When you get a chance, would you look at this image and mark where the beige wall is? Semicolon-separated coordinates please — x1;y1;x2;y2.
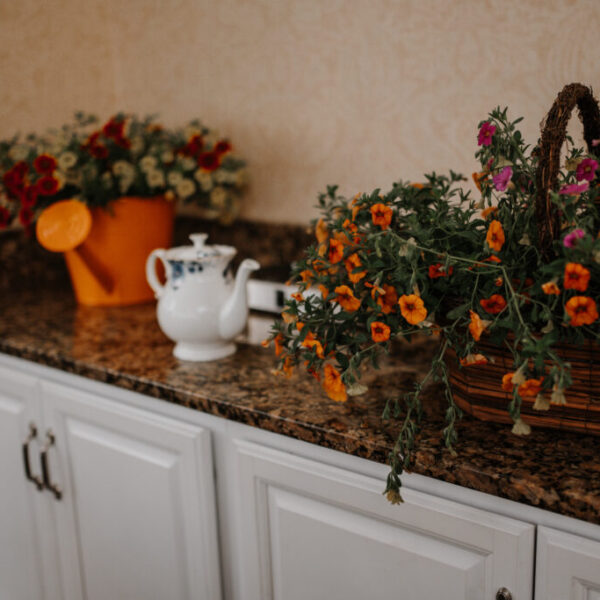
1;0;599;225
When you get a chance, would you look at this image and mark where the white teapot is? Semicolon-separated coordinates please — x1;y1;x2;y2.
146;233;260;361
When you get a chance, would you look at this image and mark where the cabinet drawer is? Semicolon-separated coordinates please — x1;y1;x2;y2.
231;439;534;600
536;526;600;600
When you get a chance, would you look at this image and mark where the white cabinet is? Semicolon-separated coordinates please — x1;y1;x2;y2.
229;439;535;600
0;366;46;600
535;526;600;600
0;368;221;600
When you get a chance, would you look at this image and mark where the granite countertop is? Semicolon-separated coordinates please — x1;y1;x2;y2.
0;288;598;524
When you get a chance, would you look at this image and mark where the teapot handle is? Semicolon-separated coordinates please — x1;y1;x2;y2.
146;249;167;299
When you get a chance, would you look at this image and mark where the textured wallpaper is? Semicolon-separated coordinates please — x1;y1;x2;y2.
1;0;599;224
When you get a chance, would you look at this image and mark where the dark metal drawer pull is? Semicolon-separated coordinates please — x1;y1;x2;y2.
22;423;44;491
40;430;62;500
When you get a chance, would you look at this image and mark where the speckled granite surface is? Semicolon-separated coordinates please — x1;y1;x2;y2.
0;288;598;524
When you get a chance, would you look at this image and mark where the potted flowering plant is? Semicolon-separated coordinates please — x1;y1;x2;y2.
0;113;247;305
265;83;600;502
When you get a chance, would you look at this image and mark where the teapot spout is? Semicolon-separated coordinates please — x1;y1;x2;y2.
219;258;260;341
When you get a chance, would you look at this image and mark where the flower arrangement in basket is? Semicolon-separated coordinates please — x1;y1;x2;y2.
0;112;248;229
264;83;600;502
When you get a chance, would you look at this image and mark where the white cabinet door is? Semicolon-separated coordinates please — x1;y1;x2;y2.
536;526;600;600
41;380;222;600
0;366;46;600
231;440;534;600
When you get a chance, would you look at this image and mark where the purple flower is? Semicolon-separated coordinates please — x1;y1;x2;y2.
576;158;598;182
478;122;496;147
563;229;585;248
559;182;589;195
492;166;513;191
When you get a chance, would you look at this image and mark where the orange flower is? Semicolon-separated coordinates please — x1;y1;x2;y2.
318;284;329;300
370;203;393;229
410;182;426;189
302;332;325;358
541;281;560;295
328;238;345;264
281;309;296;324
564;262;590;292
342;218;358;233
398;294;427;325
481;205;498;219
296;321;305;331
274;333;284;357
468;310;487;341
282;356;294;377
370;321;391;343
291;292;304;302
315;218;329;244
300;270;312;284
483;255;502;263
480;294;507;314
322;364;347;402
373;283;398;314
495;276;504;287
428;263;453;279
565;296;599;326
502;372;515;392
472;171;489;192
518;378;544;398
460;353;489;366
486;220;505;252
344;253;366;283
334;285;361;312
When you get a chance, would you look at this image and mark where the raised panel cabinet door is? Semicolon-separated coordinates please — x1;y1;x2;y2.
40;380;222;600
536;526;600;600
231;440;535;600
0;366;46;600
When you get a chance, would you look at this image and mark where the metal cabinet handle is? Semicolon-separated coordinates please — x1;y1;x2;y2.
496;588;512;600
22;423;44;491
40;430;62;500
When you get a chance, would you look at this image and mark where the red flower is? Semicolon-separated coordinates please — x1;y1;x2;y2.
2;166;26;197
33;154;57;174
36;176;59;196
102;118;125;139
18;206;33;226
182;135;204;157
90;144;108;159
0;206;11;228
428;263;453;278
21;186;38;208
114;135;131;149
13;161;29;178
480;294;507;314
214;140;232;155
198;151;221;171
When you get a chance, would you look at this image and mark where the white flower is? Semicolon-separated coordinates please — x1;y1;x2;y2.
512;364;527;385
130;136;144;156
540;320;554;334
146;169;165;188
593;250;600;264
119;176;134;194
101;172;113;189
346;383;368;396
398;237;417;257
161;150;174;164
511;418;531;435
204;131;219;147
175;178;196;199
234;168;248;187
179;156;196;171
532;394;550;411
167;171;183;186
112;160;135;177
518;233;531;246
184;125;202;139
54;170;66;190
551;386;567;406
139;155;158;172
214;169;228;183
58;151;77;170
194;169;213;191
210;186;227;208
8;145;28;161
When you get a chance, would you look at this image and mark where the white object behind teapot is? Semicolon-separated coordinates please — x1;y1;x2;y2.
146;233;260;361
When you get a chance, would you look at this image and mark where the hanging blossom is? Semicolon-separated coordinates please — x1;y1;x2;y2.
559;182;589;195
563;229;585;248
576;158;599;182
477;122;496;146
492;166;513;191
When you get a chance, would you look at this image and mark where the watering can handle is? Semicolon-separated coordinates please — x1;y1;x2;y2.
146;249;167;299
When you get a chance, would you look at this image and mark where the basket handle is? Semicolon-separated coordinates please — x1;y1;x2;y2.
535;83;600;258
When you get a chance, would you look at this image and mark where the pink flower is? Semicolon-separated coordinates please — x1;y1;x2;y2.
559;182;589;195
478;122;496;146
492;166;513;191
576;158;598;182
592;139;600;147
563;228;585;248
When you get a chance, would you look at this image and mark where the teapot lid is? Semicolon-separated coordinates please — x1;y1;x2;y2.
164;233;236;261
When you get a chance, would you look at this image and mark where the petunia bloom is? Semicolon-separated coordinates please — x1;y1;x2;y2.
334;285;361;312
559;182;589;195
472;171;489;192
370;321;391;343
563;229;585;248
328;238;345;264
541;281;560;295
477;122;496;146
564;262;590;292
492;166;513;191
468;310;489;341
518;378;544;398
565;296;599;326
481;206;498;219
428;263;453;279
373;283;398;314
322;364;347;402
460;353;489;366
344;253;366;284
486;220;505;252
398;294;427;325
480;294;507;314
302;332;325;358
501;372;515;392
576;158;598;182
370;203;393;229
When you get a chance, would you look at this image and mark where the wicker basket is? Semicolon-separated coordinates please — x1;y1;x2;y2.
447;83;600;435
